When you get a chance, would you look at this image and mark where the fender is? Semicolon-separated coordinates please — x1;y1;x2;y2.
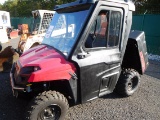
18;45;76;82
128;30;148;74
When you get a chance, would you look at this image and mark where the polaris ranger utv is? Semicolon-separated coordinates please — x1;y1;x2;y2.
10;0;148;119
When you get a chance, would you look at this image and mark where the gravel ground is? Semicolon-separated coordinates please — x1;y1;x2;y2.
0;37;160;120
0;60;160;120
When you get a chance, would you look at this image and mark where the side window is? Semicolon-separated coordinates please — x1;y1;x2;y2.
85;10;109;48
85;10;121;49
108;11;121;47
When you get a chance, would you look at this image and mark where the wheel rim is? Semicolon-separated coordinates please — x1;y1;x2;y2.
127;76;138;92
38;104;61;120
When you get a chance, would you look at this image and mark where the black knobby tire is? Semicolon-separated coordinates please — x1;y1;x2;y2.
115;69;140;97
25;91;69;120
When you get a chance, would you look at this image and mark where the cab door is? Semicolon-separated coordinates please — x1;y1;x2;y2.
72;6;123;103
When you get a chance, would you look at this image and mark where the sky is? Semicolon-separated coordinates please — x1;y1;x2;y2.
0;0;7;5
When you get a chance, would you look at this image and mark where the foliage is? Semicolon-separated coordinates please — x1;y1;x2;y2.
0;0;75;17
134;0;160;14
1;0;160;16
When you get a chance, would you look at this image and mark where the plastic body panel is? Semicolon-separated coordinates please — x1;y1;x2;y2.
129;30;149;73
18;45;76;82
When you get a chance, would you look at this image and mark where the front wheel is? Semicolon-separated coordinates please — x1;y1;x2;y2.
115;69;140;97
25;91;69;120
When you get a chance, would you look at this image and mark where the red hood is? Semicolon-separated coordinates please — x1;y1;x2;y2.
19;45;76;82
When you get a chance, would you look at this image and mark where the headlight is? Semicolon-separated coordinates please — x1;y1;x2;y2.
21;66;34;74
34;66;41;71
20;66;41;75
14;66;41;86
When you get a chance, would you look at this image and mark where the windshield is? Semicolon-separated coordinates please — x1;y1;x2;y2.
42;9;89;56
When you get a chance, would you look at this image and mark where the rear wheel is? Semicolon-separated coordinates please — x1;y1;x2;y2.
26;91;69;120
115;69;140;96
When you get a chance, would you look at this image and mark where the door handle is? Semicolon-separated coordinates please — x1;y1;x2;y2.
77;52;91;59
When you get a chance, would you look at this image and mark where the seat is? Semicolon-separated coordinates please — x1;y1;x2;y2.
92;21;107;47
85;13;108;48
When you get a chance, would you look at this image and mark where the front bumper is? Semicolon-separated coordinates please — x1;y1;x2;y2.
10;63;25;96
10;73;25;91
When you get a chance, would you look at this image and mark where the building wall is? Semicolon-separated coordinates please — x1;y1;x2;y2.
132;14;160;55
11;17;33;32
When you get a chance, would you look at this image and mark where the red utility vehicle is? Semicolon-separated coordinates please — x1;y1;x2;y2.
10;0;148;119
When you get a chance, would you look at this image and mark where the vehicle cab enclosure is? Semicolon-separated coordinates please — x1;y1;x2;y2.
10;0;148;105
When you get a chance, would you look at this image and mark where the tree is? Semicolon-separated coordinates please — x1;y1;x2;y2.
1;0;18;17
0;0;75;17
134;0;160;14
3;0;159;16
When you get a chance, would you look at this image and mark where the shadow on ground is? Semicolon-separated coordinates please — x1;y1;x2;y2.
145;60;160;79
0;72;29;120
